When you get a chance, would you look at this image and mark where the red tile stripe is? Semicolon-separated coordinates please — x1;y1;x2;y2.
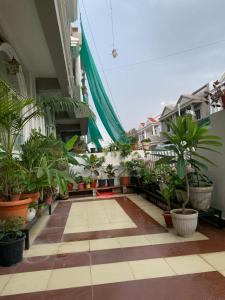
0;272;225;300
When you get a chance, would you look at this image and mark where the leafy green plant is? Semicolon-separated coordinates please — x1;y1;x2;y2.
80;154;105;178
104;164;118;178
124;155;146;178
0;217;24;241
159;183;173;210
156;115;222;211
76;176;84;184
142;138;151;143
36;156;75;195
83;177;91;184
0;80;42;200
118;143;132;158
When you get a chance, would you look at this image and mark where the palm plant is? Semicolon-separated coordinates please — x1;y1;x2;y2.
0;80;42;199
156;115;222;211
37;96;94;130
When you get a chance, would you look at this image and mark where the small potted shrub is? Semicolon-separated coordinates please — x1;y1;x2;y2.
76;176;85;190
81;154;105;188
118;143;132;158
129;136;139;150
0;217;25;267
157;115;222;237
141;138;151;150
125;155;146;185
119;162;130;186
19;175;40;203
159;183;173;228
105;164;118;186
84;177;91;189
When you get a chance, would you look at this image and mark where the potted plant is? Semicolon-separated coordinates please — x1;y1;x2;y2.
129;135;139;150
141;138;151;150
9;169;26;201
98;169;107;187
157;115;222;237
104;164;118;186
118;142;132;158
119;161;130;186
81;154;105;188
188;171;213;211
124;154;146;185
159;183;173;228
76;176;85;190
83;177;91;189
0;80;41;219
0;217;25;267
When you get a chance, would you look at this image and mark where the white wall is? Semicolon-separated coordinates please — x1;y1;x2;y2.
71;150;145;183
203;110;225;217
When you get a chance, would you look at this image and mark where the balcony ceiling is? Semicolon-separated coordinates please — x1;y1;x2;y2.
0;0;56;77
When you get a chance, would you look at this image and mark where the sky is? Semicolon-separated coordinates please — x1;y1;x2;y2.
78;0;225;142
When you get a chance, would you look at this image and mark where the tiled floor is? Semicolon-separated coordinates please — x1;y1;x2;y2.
0;194;225;299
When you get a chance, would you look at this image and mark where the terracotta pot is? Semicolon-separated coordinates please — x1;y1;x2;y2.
0;198;32;221
67;182;73;192
10;194;21;201
162;211;173;228
120;176;130;186
77;183;85;190
20;192;40;203
90;180;97;188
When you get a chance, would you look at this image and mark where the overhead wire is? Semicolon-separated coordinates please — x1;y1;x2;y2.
109;0;115;49
105;38;225;71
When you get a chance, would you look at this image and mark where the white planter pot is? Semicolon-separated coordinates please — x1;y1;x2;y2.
171;208;198;237
189;186;213;211
27;208;36;222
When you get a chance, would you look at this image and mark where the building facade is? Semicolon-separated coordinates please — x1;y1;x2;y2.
159;84;212;135
137;116;161;147
0;0;87;142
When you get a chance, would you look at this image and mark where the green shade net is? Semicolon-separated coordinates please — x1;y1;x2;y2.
83;93;103;150
80;22;127;143
87;117;102;150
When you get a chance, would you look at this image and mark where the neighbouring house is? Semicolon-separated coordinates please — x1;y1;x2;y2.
159;83;213;142
0;0;89;143
137;116;161;148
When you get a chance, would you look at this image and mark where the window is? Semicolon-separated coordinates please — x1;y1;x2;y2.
195;109;201;120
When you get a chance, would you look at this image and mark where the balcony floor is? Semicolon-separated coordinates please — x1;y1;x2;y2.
0;194;225;299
